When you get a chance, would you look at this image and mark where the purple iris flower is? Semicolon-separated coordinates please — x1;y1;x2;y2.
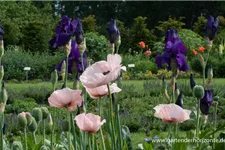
155;30;189;72
50;16;78;48
74;19;84;44
206;16;219;41
56;40;87;78
165;29;178;42
0;22;4;40
200;89;213;115
107;19;120;43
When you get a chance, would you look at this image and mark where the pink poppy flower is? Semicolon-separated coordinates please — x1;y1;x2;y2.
48;88;82;111
86;83;121;99
144;50;152;56
80;54;126;88
153;104;191;123
75;113;106;133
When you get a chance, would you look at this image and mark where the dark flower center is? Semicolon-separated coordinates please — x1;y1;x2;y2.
103;71;110;75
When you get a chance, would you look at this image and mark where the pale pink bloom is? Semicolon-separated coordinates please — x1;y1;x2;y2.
48;88;82;111
86;83;121;99
75;113;106;133
80;54;126;88
153;104;191;123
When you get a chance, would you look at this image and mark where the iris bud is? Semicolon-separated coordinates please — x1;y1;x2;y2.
17;112;27;128
28;117;37;133
78;38;86;54
63;40;71;57
207;67;213;80
11;141;23;150
193;85;205;99
50;70;58;87
32;108;43;123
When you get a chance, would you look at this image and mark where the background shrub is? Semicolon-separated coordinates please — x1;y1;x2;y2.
2;47;63;80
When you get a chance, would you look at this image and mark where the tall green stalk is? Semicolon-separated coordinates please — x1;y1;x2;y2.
107;84;116;149
0;112;4;150
196;98;201;139
67;110;71;150
64;56;69;87
24;128;27;150
70;112;77;150
212;102;218;149
43;120;45;145
98;98;106;150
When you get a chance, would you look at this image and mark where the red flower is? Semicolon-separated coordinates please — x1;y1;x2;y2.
192;49;198;56
139;41;145;49
198;46;206;53
144;50;151;56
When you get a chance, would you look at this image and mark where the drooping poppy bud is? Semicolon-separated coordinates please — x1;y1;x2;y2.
32;108;43;123
17;112;27;128
41;107;49;120
193;85;205;99
11;141;23;150
28;117;37;133
25;112;33;126
190;74;196;89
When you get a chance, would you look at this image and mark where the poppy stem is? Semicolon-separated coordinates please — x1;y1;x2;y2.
43;120;45;145
98;98;106;150
212;102;218;149
0;112;4;150
70;112;77;150
67;110;71;150
107;84;116;149
196;98;201;140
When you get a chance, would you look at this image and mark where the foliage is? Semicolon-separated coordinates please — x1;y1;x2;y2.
130;16;156;53
178;29;204;59
193;16;207;37
5;98;38;114
0;1;55;52
2;47;63;80
155;16;185;36
82;15;99;33
85;32;108;62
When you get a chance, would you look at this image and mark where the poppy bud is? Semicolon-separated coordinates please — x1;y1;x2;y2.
17;112;27;128
193;85;205;99
40;145;49;150
25;112;33;126
61;120;70;132
78;38;86;54
11;141;23;150
50;70;58;87
41;107;49;120
28;117;37;133
32;108;43;123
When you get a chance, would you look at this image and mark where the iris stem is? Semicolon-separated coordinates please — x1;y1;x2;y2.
107;84;116;149
212;102;218;150
64;56;69;88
